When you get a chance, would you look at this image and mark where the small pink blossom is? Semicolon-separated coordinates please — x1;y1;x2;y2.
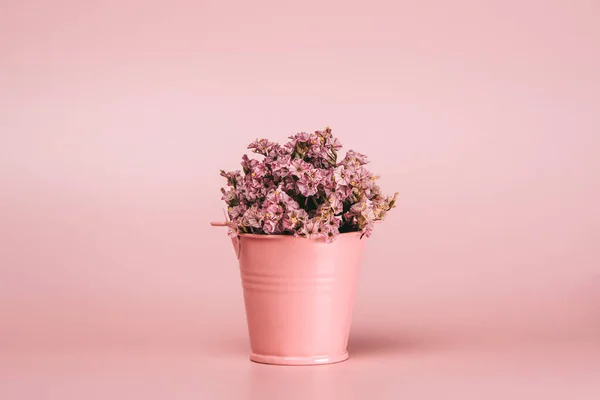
360;222;374;238
270;155;291;175
303;166;323;183
335;185;353;201
220;169;243;188
310;220;326;238
227;221;239;238
248;138;276;156
229;204;247;220
282;209;308;231
288;159;312;177
324;214;342;230
240;155;258;175
333;166;348;186
287;132;312;146
329;137;342;152
262;219;279;234
328;196;344;215
241;205;264;228
265;202;284;220
324;227;339;243
298;219;316;238
253;161;269;178
297;175;319;197
220;187;234;203
282;176;297;193
342;149;369;166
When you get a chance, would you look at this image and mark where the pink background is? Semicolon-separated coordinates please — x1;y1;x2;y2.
1;0;599;398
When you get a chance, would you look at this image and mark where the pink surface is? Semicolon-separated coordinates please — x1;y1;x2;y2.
1;0;599;397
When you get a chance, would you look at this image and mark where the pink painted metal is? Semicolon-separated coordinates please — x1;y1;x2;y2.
212;222;366;365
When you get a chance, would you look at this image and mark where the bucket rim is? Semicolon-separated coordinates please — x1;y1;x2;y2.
237;231;363;240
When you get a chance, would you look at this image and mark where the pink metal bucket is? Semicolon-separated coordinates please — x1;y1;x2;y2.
212;222;366;365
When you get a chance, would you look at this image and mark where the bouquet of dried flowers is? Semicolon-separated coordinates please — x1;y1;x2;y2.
220;127;398;242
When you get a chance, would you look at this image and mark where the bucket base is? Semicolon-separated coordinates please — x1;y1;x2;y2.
249;352;349;366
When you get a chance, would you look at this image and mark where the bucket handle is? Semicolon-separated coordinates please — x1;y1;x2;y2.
210;220;241;260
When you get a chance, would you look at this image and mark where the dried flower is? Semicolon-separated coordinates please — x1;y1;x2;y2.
297;174;319;197
288;159;312;177
219;127;397;242
248;138;276;156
